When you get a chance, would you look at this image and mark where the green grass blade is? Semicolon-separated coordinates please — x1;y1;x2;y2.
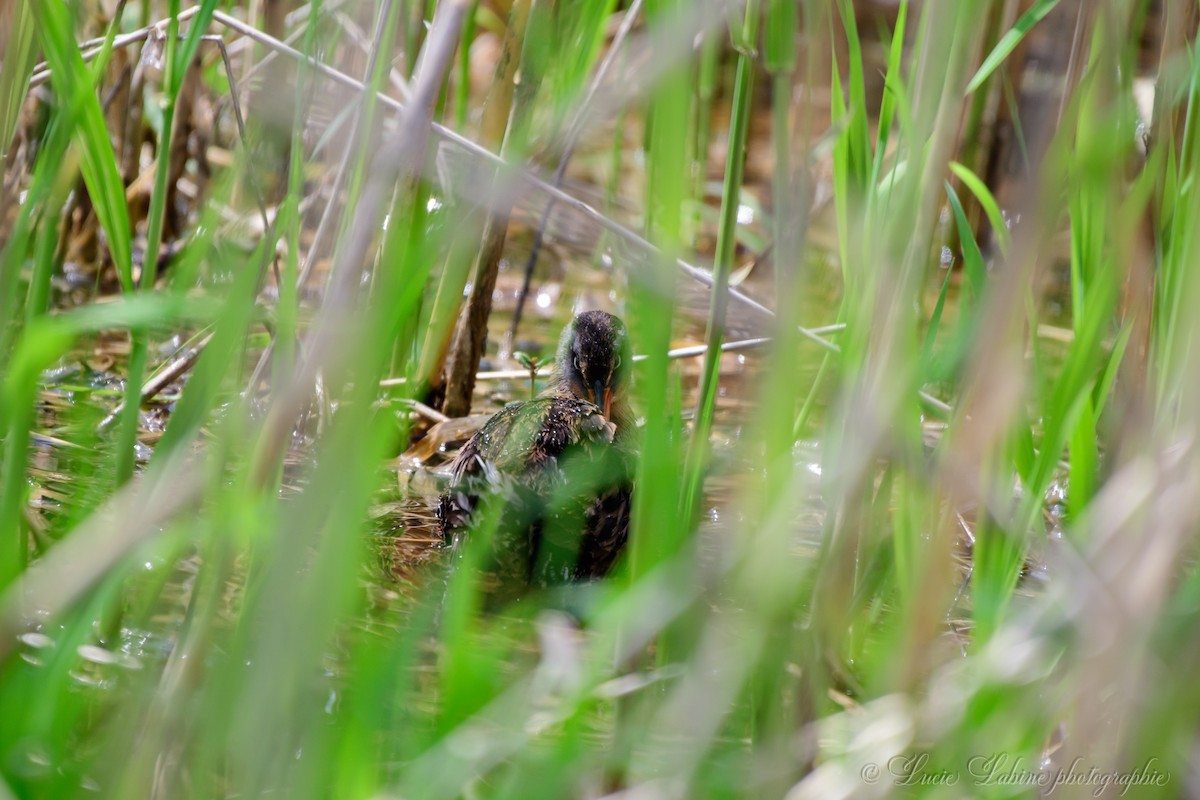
949;160;1011;256
918;264;954;375
30;0;134;294
0;0;36;153
684;0;759;522
171;0;220;95
965;0;1063;94
944;181;985;299
871;0;908;188
114;0;184;486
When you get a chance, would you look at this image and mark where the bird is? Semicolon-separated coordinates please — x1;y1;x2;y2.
437;310;635;599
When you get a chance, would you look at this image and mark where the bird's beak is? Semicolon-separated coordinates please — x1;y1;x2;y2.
592;381;605;414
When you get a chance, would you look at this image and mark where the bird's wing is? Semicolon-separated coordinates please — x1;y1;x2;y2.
459;397;610;471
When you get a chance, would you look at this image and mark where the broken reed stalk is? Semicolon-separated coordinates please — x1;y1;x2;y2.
99;331;214;430
96;5;781;334
439;0;533;418
26;5;205;88
381;335;782;387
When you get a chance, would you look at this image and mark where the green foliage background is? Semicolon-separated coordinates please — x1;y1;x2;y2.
0;0;1197;797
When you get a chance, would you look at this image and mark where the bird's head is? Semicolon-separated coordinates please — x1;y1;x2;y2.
556;310;631;419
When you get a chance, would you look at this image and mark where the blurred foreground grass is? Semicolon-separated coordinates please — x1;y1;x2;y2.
1;0;1199;797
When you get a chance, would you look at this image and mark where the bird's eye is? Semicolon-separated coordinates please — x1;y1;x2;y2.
613;355;621;369
573;356;582;373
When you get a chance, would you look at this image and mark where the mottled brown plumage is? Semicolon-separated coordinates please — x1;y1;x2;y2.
437;311;635;596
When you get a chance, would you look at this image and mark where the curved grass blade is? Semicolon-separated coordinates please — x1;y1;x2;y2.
949;160;1012;256
966;0;1063;94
